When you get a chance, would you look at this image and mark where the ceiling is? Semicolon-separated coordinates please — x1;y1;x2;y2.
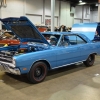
59;0;98;6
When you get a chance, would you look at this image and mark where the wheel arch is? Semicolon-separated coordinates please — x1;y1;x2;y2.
84;52;96;67
86;53;97;60
27;60;50;83
29;59;51;72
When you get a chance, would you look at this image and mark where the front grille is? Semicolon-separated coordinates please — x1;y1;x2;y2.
0;51;13;63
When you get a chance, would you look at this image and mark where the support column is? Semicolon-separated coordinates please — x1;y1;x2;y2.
98;0;100;22
0;6;2;30
59;1;61;27
23;0;26;16
51;0;55;32
82;5;84;23
43;0;45;24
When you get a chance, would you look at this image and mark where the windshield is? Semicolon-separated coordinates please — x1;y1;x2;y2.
42;34;60;46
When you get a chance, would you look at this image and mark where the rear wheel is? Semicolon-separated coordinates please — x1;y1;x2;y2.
27;62;47;83
83;54;95;67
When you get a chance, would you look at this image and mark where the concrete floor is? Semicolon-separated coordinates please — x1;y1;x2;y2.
0;56;100;100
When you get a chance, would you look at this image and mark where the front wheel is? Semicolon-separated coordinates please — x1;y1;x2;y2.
83;54;95;67
27;62;47;83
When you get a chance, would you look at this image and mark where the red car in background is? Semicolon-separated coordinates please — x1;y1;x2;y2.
0;31;26;47
36;26;48;32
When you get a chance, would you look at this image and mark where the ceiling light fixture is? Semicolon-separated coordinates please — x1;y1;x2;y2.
95;3;98;6
79;0;82;3
78;2;86;5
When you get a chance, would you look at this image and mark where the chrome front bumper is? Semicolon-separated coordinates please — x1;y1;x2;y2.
0;61;21;75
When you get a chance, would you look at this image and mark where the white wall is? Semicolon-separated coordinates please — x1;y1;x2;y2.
60;1;74;27
26;0;43;15
74;5;98;23
0;0;74;28
83;6;90;19
74;6;82;19
26;14;42;25
45;0;51;16
0;0;98;29
74;5;90;24
90;11;98;22
45;0;59;16
25;0;43;24
45;0;59;26
1;0;24;18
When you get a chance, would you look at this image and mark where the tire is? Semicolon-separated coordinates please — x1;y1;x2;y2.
27;62;47;84
83;54;95;67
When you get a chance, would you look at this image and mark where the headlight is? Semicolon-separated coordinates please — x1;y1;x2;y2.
12;58;16;65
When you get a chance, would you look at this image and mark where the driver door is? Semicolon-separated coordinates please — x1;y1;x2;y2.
56;34;86;67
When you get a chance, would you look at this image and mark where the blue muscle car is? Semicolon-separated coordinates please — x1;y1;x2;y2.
0;16;100;83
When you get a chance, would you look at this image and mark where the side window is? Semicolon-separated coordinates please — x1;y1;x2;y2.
58;35;70;46
76;36;86;44
69;35;77;44
68;35;86;44
58;35;86;46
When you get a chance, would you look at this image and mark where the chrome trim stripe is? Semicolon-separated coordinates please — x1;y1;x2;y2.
52;60;85;69
52;52;97;69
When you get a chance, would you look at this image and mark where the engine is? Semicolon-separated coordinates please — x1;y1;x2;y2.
18;42;50;53
0;42;50;57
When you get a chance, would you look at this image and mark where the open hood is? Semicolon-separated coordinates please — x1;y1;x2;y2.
0;16;49;45
71;23;98;40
